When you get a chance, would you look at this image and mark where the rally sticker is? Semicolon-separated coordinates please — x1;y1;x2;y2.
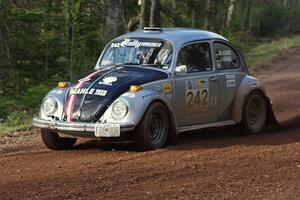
99;76;118;86
162;83;172;93
110;39;162;48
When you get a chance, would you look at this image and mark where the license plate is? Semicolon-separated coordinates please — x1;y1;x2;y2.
94;124;120;137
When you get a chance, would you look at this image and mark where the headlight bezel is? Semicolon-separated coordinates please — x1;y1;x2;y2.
42;97;58;116
111;99;129;120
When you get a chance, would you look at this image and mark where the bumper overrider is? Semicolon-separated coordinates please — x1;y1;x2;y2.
32;117;135;137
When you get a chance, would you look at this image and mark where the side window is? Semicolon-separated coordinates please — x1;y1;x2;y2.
176;42;212;74
214;42;240;70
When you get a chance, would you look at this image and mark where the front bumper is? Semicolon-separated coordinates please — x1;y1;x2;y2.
32;117;135;137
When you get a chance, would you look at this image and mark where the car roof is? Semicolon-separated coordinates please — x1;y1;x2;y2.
116;28;228;47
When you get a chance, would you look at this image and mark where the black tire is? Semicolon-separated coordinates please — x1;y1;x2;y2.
242;91;267;133
134;102;169;151
41;129;77;150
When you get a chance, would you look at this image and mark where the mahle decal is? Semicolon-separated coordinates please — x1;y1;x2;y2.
69;88;107;96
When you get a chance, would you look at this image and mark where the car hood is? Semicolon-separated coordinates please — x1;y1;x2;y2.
65;66;168;122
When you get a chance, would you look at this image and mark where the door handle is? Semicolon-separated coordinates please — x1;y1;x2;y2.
209;76;218;81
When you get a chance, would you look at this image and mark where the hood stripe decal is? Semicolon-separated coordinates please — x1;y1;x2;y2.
65;71;100;122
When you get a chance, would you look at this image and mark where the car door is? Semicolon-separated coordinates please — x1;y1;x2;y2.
213;41;246;121
174;41;219;126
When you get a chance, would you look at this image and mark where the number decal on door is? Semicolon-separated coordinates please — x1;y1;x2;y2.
186;89;209;107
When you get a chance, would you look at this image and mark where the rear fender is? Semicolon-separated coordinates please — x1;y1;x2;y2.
232;75;266;123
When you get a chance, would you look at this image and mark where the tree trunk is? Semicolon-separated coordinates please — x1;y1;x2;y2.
106;0;121;39
149;0;161;27
244;0;252;31
139;0;146;29
171;0;177;26
191;8;195;28
203;0;211;30
225;0;235;28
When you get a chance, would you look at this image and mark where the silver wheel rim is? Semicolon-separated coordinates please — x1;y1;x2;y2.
148;112;163;143
246;95;265;130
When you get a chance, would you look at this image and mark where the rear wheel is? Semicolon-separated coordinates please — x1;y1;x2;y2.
134;102;169;151
242;91;267;133
41;129;77;150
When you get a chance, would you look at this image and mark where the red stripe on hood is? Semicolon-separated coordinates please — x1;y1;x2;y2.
65;71;100;122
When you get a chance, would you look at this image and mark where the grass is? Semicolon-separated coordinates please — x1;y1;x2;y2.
0;123;32;137
0;111;32;137
245;35;300;67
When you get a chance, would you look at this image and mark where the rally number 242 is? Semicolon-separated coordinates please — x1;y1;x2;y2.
186;89;208;107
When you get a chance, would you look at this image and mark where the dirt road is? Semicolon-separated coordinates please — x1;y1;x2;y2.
1;46;300;200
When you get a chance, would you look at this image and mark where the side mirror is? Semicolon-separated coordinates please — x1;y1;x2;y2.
175;65;187;74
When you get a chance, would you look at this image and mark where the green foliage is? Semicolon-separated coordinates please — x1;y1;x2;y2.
21;84;51;110
5;111;30;128
0;97;17;121
258;2;288;36
0;111;31;136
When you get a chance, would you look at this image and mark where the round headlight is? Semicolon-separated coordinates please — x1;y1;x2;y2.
111;100;128;120
42;97;57;116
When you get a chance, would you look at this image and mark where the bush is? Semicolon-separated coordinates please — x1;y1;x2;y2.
5;111;30;127
0;111;32;136
0;97;18;121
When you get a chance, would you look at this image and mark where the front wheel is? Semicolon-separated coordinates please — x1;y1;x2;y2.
242;91;267;133
134;102;169;151
41;129;77;150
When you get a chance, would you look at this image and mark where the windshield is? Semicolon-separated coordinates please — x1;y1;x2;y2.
99;38;173;70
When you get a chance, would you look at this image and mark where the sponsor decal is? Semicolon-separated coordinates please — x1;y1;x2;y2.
197;80;208;88
110;39;162;48
99;76;118;86
128;93;136;98
154;85;162;92
142;93;155;98
162;83;172;93
221;50;233;62
55;90;63;94
226;74;236;87
50;89;63;95
69;88;107;96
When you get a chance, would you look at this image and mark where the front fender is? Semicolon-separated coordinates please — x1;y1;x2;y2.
232;75;266;123
101;88;176;128
39;87;68;120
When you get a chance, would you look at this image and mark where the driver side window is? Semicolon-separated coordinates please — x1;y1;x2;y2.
176;42;212;74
